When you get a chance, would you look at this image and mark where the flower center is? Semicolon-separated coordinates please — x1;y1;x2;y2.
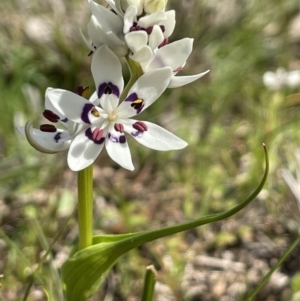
108;111;118;121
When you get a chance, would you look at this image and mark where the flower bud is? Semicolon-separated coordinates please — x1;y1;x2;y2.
120;0;143;15
143;0;168;13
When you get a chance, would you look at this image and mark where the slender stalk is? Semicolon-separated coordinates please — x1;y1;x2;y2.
245;235;300;301
120;55;144;101
78;165;93;250
141;265;157;301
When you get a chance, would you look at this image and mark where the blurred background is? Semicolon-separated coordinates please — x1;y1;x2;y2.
1;0;300;300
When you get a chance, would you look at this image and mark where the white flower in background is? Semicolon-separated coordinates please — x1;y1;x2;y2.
263;68;300;91
23;46;187;171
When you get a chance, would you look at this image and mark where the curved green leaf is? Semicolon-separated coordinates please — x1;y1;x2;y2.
62;145;269;301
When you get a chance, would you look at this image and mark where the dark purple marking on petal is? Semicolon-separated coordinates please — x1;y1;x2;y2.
160;25;165;32
108;132;126;143
133;121;148;132
54;132;62;143
85;128;105;145
43;110;60;123
98;82;120;99
125;92;138;102
114;123;124;133
131;131;143;138
125;93;145;114
119;135;126;144
40;124;57;132
61;118;68;123
81;103;94;124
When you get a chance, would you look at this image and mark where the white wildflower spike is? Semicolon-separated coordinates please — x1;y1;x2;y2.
29;46;187;171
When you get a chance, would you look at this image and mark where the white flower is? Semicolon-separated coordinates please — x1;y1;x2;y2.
24;46;187;171
141;38;210;88
82;0;128;58
86;0;208;88
263;68;300;91
20;87;92;154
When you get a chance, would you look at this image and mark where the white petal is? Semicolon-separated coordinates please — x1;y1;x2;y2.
100;93;120;112
144;38;193;72
148;25;164;50
123;120;188;150
89;0;123;34
87;16;127;57
89;90;99;105
106;0;124;17
123;5;137;34
22;121;71;154
159;10;176;38
129;46;153;63
47;89;104;124
168;70;210;88
117;67;172;118
79;27;95;52
91;45;124;98
105;127;134;170
125;31;148;53
138;11;166;28
68;129;105;171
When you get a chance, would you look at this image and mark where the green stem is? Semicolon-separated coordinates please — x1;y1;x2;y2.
120;55;144;101
245;235;300;301
78;165;93;250
141;265;157;301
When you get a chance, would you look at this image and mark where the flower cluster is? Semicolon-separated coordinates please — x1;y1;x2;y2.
21;0;209;171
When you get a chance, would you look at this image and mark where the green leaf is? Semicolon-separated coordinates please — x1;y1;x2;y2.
62;145;269;301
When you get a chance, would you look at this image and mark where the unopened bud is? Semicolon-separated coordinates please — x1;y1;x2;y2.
121;0;143;15
143;0;167;13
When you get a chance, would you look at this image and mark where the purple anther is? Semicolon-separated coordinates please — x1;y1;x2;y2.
160;25;165;32
114;123;124;133
81;103;94;124
133;121;148;132
85;128;105;144
76;86;84;96
92;128;104;141
40;124;57;132
146;26;153;34
43;110;60;123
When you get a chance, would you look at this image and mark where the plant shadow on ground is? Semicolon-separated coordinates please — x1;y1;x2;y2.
1;0;300;300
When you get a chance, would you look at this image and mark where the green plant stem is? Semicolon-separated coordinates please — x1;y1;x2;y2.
141;265;157;301
120;55;144;101
245;235;300;301
78;165;93;250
